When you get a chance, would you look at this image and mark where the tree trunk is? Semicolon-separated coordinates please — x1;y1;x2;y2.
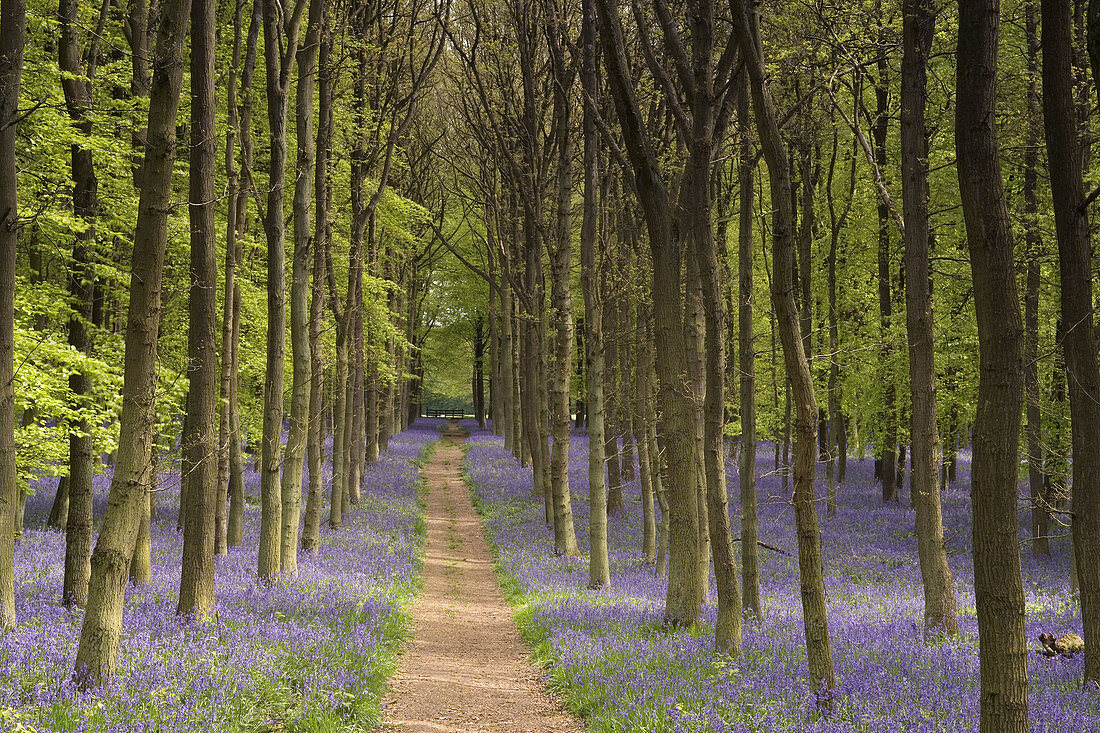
593;0;703;625
303;16;331;552
581;0;609;584
178;0;219;618
1023;0;1047;556
1042;0;1100;686
902;0;958;638
257;0;301;582
216;0;245;558
738;84;761;617
0;0;23;629
59;0;98;610
732;0;835;695
73;0;190;684
129;439;154;585
281;0;322;574
874;57;897;504
956;0;1030;725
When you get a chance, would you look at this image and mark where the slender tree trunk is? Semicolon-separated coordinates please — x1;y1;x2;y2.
258;0;299;582
902;0;958;638
0;0;23;630
73;0;190;684
281;0;322;574
602;281;623;513
129;438;154;585
582;0;609;584
956;0;1030;725
1023;0;1047;556
738;85;761;617
178;0;219;618
1042;0;1100;685
216;0;245;558
229;4;258;546
59;0;98;610
732;0;835;695
874;58;897;504
636;302;656;564
303;16;331;552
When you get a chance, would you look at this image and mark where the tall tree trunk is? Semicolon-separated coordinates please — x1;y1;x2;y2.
902;0;958;638
281;0;322;574
874;57;897;504
602;278;622;513
59;0;99;610
1023;0;1047;556
216;0;245;558
1042;0;1100;686
694;153;741;654
732;0;835;695
546;17;579;556
303;16;331;552
593;0;703;625
73;0;190;684
0;0;23;630
257;0;305;582
738;84;761;618
581;0;609;584
956;0;1030;726
178;0;219;618
229;3;259;546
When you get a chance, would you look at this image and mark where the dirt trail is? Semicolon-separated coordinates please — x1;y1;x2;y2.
380;424;584;733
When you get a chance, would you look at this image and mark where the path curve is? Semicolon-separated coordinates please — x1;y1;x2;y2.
380;424;583;733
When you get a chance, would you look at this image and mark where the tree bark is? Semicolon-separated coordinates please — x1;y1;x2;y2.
873;57;897;504
0;0;23;630
73;0;190;684
593;0;703;625
582;0;609;585
1042;0;1100;686
902;0;958;638
178;0;219;618
738;83;761;618
956;0;1030;725
1023;0;1047;556
59;0;99;610
303;15;331;552
281;0;322;574
732;0;835;694
258;0;306;582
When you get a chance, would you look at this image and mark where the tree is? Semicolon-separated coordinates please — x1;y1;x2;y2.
258;0;308;582
956;0;1029;726
581;0;609;587
0;0;25;634
731;0;835;694
901;0;958;638
73;0;191;685
178;0;218;620
1042;0;1100;686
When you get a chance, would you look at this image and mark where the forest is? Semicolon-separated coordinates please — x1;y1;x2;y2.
0;0;1099;728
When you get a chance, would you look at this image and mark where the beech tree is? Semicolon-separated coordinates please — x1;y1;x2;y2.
73;0;191;685
0;0;24;634
957;0;1029;726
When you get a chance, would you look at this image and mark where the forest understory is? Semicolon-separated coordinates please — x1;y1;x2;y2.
463;422;1099;733
0;421;442;732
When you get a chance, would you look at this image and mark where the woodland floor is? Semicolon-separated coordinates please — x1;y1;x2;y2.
380;424;584;733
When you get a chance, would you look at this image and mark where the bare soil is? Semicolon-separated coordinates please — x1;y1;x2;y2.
379;425;584;733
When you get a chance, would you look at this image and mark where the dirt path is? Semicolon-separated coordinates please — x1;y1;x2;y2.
380;424;584;733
